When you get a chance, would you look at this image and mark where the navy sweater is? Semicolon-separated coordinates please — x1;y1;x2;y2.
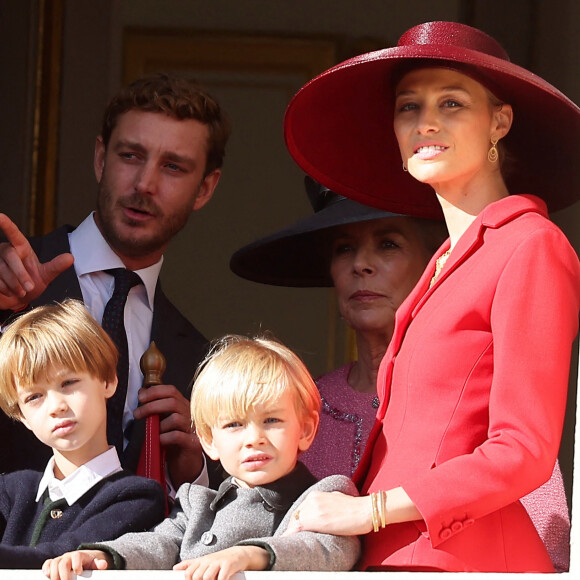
0;469;165;568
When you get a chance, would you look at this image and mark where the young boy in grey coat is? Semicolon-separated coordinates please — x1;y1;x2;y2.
43;334;360;580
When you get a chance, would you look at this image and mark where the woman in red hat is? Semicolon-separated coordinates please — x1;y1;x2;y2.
282;21;580;572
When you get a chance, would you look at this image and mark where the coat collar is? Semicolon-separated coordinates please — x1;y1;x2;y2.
375;194;548;418
210;461;317;512
417;194;547;298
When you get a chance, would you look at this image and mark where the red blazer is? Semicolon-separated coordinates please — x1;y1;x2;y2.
355;195;580;572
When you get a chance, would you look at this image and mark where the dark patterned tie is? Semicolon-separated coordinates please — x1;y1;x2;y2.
101;268;142;455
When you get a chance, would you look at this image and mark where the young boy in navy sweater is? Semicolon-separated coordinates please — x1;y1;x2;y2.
43;334;360;580
0;299;165;568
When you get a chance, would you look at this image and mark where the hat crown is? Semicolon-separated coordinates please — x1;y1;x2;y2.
304;176;345;213
399;21;510;62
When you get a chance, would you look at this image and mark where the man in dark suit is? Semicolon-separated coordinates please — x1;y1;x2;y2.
0;73;230;490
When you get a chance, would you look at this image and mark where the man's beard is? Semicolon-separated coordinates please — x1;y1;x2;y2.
95;182;191;260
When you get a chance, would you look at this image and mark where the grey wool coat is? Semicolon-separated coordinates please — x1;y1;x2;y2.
86;462;360;571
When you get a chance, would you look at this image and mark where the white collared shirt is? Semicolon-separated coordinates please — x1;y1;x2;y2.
35;447;123;505
69;213;162;444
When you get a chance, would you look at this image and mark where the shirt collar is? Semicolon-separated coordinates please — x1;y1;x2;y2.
36;447;123;505
210;462;317;512
69;213;162;310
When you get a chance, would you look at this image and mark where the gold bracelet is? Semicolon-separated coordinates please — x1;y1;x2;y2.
379;490;387;529
370;491;388;532
370;492;380;532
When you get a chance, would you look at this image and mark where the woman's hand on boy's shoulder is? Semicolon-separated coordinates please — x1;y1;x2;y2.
42;549;112;580
284;490;373;537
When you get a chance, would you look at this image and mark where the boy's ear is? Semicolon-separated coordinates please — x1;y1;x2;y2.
298;411;319;452
198;431;220;461
103;377;118;400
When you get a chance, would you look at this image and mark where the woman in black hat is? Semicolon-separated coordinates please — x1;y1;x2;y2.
281;21;580;572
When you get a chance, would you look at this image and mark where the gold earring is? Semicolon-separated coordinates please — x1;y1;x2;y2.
402;163;408;172
488;137;499;163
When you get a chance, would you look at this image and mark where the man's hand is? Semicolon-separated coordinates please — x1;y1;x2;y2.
134;383;203;488
174;545;270;580
0;214;73;311
42;549;112;580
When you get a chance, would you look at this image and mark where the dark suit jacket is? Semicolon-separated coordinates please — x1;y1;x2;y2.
0;225;209;475
0;469;165;568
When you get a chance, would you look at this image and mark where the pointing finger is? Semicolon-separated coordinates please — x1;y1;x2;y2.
0;214;35;259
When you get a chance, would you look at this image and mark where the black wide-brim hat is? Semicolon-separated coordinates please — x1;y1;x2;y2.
230;177;404;287
284;21;580;215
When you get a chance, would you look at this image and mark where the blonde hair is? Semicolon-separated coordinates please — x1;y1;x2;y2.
0;299;118;419
191;334;320;441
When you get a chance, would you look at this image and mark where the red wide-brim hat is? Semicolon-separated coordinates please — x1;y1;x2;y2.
284;21;580;215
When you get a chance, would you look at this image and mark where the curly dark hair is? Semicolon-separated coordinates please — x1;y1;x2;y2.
100;73;231;175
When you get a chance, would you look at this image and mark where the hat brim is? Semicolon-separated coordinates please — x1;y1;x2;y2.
230;198;401;287
284;45;580;214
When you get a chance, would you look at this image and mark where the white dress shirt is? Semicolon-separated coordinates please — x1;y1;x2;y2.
69;213;162;445
35;447;122;505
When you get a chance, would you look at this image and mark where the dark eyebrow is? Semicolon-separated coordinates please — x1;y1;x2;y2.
164;151;196;167
112;139;146;153
113;140;197;168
